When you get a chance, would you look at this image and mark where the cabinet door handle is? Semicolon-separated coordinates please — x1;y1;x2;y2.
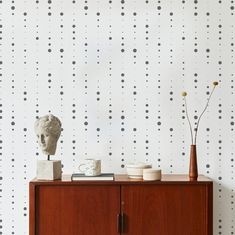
117;213;125;233
120;213;125;233
117;213;121;233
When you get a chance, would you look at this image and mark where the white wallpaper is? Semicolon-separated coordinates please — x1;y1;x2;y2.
0;0;234;234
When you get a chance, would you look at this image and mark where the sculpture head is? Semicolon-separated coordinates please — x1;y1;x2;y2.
34;114;62;156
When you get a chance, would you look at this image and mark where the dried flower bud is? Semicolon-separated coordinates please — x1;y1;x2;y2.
213;81;219;86
182;91;187;97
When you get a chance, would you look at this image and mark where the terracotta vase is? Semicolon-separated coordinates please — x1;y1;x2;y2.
189;144;198;181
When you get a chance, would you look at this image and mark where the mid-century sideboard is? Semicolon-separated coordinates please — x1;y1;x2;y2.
29;174;213;235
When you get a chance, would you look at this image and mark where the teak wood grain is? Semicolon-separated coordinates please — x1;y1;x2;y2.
31;185;120;235
29;174;213;235
121;184;211;235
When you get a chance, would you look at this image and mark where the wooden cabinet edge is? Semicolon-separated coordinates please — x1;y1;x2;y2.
29;183;36;235
206;183;213;235
30;174;212;185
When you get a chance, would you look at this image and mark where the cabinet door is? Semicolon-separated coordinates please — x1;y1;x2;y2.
121;184;210;235
35;185;120;235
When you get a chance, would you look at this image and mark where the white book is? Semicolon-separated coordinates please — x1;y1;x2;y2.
71;173;114;181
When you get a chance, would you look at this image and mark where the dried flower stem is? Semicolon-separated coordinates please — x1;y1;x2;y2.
194;85;216;144
183;97;194;145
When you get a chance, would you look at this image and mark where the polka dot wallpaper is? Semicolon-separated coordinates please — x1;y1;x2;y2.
0;0;234;234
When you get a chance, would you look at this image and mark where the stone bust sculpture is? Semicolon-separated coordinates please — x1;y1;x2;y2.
34;114;62;158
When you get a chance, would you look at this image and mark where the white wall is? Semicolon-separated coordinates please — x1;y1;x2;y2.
0;0;234;234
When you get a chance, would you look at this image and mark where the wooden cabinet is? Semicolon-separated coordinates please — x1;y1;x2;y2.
30;175;213;235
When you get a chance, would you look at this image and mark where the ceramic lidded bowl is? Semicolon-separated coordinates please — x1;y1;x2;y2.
126;163;152;179
143;169;161;181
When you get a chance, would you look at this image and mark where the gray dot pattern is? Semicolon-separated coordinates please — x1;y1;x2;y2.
0;0;234;234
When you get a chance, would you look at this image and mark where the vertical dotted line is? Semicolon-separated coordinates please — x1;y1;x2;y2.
10;1;16;233
46;0;52;118
120;0;126;163
47;0;52;141
0;0;2;234
204;2;210;175
47;0;52;122
231;0;235;16
96;2;101;157
156;1;161;168
181;1;186;170
120;70;126;167
47;0;52;105
192;0;199;163
230;0;235;232
169;10;174;65
205;4;211;64
144;2;149;163
35;0;40;169
59;3;64;160
107;1;113;168
216;1;223;232
131;1;137;163
22;9;28;232
169;3;174;173
204;1;211;178
71;0;77;169
83;0;88;157
193;0;199;153
47;0;52;123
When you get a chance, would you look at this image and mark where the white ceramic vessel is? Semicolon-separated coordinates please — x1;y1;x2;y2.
126;163;152;179
143;169;161;181
78;159;101;176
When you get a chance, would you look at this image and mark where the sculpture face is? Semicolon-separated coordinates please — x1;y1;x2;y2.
36;130;58;155
35;115;62;156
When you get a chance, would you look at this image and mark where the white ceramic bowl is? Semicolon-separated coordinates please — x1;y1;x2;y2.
126;163;152;179
143;169;161;181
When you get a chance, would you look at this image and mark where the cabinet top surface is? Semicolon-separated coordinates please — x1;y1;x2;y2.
30;174;212;185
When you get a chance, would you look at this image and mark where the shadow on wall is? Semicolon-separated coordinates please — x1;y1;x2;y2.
213;181;235;234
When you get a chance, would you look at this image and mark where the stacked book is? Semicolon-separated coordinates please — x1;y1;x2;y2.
71;173;114;181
